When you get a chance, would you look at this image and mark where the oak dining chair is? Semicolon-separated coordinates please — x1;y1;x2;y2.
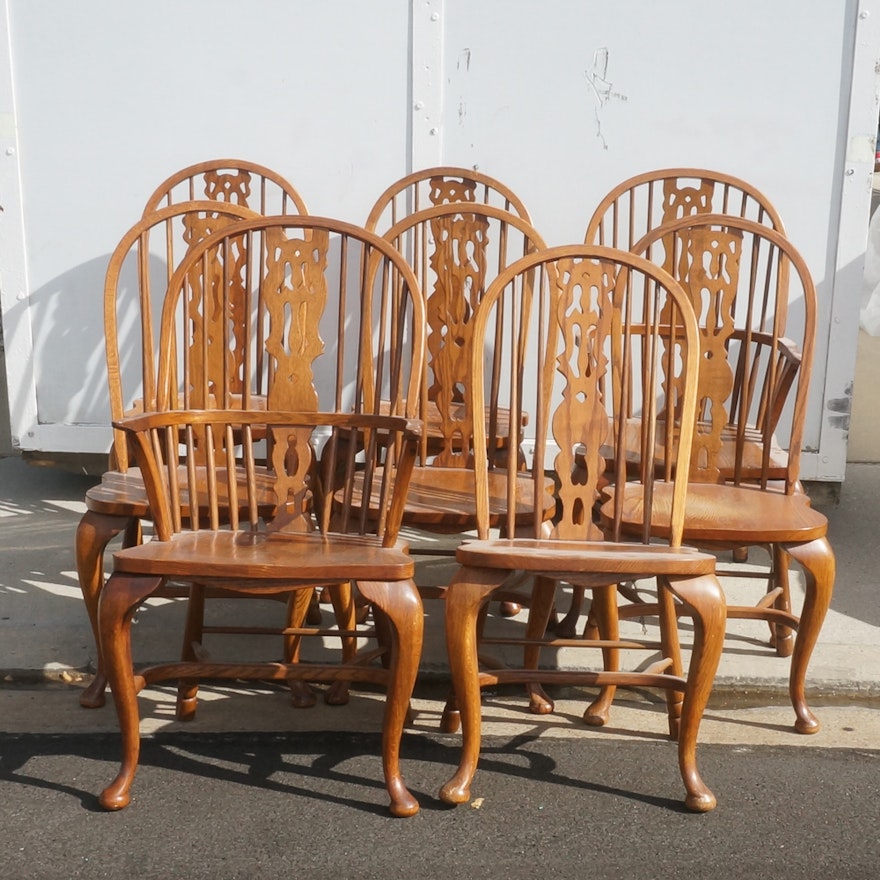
555;168;790;640
152;214;428;717
79;160;309;708
96;214;427;816
317;203;554;708
437;244;726;812
77;200;261;708
593;215;833;737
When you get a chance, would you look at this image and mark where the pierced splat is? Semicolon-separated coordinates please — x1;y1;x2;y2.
549;258;613;540
429;176;478;207
662;178;714;222
181;214;251;406
262;228;330;412
202;168;254;206
265;425;318;534
427;212;490;466
667;227;742;481
142;160;308;217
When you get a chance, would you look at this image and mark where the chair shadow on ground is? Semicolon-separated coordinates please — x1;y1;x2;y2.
0;710;693;817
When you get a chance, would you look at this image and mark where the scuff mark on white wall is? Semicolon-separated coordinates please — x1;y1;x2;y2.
456;48;471;127
584;47;627;150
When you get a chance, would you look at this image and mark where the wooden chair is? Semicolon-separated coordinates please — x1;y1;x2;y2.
365;165;531;233
584;172;790;488
380;202;547;461
595;216;833;736
155;214;428;717
318;204;552;707
77;201;261;708
551;168;789;639
142;158;308;216
78;159;309;707
437;245;726;812
98;410;424;817
371;204;553;586
369;173;533;621
97;214;426;816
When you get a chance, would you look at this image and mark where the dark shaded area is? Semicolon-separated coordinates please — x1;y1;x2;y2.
0;730;877;879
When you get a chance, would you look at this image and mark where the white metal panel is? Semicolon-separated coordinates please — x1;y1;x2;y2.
809;0;880;480
411;0;444;169
0;0;36;451
2;0;410;452
439;0;875;480
0;0;877;481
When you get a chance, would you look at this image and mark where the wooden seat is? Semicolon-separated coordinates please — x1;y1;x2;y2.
438;245;727;813
365;165;531;233
597;216;834;736
98;410;424;818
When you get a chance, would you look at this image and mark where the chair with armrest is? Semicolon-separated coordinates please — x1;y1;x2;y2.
98;409;424;817
97;213;427;816
77;201;261;708
154;215;427;718
590;216;832;736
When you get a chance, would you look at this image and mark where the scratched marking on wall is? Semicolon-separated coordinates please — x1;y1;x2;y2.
457;48;471;126
584;48;628;150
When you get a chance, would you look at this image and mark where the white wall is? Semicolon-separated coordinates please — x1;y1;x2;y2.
0;0;412;451
1;0;878;481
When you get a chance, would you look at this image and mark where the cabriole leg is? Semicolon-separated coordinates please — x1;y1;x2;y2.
98;571;162;811
668;573;726;813
785;537;835;734
76;511;136;708
439;566;509;806
357;578;424;818
583;582;619;727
